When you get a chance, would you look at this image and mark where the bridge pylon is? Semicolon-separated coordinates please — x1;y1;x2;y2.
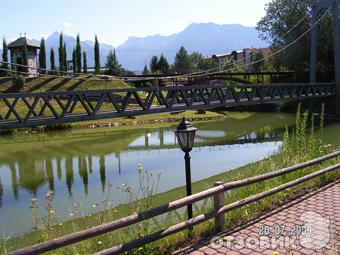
310;0;340;114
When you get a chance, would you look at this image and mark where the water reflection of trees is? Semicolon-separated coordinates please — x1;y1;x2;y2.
130;128;282;150
1;132;283;205
0;178;3;206
0;113;294;205
0;154;110;204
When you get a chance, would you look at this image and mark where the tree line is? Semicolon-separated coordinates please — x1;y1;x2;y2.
143;46;217;75
0;34;118;75
1;34;275;77
45;33;98;74
142;46;274;75
43;33;133;76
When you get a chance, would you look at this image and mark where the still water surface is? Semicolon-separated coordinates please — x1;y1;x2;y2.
0;112;338;236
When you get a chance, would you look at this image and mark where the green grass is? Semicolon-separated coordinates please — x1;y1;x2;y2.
2;106;340;254
68;110;224;128
0;76;130;93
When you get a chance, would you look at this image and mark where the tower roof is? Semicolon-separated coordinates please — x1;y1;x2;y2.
8;37;40;49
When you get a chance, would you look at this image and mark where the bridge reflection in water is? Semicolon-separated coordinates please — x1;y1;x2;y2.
0;113;295;235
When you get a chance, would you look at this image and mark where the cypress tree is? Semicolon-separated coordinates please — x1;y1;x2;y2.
76;35;81;73
38;38;46;73
72;48;77;73
94;35;100;74
174;46;192;74
105;49;122;75
142;64;150;75
158;54;169;75
2;38;8;69
21;42;28;73
83;51;87;73
63;43;67;72
58;33;64;71
150;56;159;73
50;48;56;72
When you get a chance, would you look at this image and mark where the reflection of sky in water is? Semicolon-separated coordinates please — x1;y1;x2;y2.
129;131;177;147
129;130;211;147
196;130;226;138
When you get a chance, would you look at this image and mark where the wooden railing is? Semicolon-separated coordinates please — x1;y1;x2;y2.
8;150;340;255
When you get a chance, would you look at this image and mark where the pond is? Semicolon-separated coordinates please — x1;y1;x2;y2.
0;112;338;236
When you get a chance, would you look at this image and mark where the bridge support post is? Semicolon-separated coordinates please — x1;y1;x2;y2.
310;5;318;83
332;3;340;115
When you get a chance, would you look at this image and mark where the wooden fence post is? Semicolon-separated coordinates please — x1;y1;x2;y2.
214;181;225;232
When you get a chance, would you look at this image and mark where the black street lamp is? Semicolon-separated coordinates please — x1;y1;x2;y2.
175;117;197;226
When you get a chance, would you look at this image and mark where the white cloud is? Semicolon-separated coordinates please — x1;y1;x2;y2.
62;22;72;28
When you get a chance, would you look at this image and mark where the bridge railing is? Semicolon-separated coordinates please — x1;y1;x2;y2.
8;150;340;255
0;83;336;130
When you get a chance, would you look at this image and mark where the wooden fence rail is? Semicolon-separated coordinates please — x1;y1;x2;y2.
8;150;340;255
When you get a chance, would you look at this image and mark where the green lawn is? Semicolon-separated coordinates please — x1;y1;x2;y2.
0;76;130;93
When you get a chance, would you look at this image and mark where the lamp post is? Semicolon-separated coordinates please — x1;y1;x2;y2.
175;117;197;230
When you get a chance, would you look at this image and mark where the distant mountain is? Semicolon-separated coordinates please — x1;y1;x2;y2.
43;31;114;68
116;23;267;71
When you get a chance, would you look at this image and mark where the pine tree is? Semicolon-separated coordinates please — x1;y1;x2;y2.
38;38;46;73
63;43;67;72
76;35;81;73
21;42;28;73
150;56;159;73
252;50;266;72
142;64;150;75
174;46;192;74
83;51;87;73
72;48;77;73
94;35;100;74
58;33;64;71
106;49;122;75
50;48;56;72
158;54;169;75
2;38;8;69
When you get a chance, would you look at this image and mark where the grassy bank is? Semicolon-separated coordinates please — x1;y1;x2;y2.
0;110;226;135
1;107;340;254
0;76;130;93
69;110;225;129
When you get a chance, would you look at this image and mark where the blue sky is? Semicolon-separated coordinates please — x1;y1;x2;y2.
1;0;270;47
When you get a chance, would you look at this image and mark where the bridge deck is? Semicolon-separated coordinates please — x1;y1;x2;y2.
173;180;340;255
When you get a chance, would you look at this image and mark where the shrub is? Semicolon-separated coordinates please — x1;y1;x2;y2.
11;74;25;91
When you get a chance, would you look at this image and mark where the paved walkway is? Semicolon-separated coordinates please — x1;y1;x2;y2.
173;180;340;255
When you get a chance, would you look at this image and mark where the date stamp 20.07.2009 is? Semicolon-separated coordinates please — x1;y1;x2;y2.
258;224;312;237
